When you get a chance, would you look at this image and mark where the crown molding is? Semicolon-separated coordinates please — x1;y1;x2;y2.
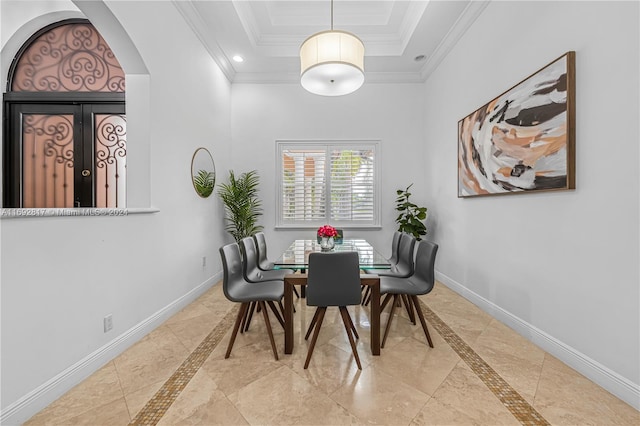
172;0;235;82
397;1;430;53
174;0;489;85
232;0;261;48
420;0;490;81
233;0;428;57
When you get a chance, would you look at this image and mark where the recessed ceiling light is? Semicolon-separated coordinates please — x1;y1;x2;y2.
414;55;426;62
232;55;244;63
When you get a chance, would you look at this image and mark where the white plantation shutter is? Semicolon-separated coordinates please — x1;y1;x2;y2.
281;149;326;221
278;142;378;227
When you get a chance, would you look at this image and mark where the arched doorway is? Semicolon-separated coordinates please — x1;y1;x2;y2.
3;19;126;208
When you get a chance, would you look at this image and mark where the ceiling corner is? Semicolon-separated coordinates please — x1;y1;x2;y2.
419;0;491;82
172;0;236;82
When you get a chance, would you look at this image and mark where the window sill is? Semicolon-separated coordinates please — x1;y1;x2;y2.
0;207;160;219
274;225;382;231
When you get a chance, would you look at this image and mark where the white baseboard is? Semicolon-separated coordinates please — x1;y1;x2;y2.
435;271;640;411
0;273;222;425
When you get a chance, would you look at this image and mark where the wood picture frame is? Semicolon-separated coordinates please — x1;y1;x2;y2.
458;51;575;198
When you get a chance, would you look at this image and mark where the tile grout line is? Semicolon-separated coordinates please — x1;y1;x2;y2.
416;299;550;426
127;296;550;426
128;305;239;425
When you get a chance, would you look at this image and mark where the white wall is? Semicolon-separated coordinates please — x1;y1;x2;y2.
0;1;231;422
230;83;426;256
422;0;639;407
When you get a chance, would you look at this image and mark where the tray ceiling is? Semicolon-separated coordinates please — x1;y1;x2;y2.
173;0;489;83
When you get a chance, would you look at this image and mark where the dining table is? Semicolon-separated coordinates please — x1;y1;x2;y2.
273;239;391;356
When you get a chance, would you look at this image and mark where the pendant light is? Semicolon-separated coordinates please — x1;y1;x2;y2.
299;0;365;96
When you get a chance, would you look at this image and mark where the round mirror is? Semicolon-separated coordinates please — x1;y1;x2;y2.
191;147;215;198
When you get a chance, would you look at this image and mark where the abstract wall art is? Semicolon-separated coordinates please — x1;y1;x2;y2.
458;51;575;198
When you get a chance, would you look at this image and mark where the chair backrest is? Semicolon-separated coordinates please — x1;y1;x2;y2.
253;232;272;270
239;236;266;282
388;231;402;265
394;233;416;277
408;240;438;295
219;243;246;302
307;252;361;307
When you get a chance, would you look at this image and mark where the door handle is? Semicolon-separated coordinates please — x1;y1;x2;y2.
82;169;91;177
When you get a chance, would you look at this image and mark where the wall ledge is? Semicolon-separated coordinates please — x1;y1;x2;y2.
0;207;159;219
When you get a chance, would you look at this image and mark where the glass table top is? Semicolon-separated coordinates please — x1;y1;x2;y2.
273;239;391;270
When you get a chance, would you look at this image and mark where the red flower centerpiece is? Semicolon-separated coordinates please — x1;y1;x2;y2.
317;225;338;251
317;224;338;238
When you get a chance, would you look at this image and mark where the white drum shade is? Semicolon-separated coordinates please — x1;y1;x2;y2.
300;30;365;96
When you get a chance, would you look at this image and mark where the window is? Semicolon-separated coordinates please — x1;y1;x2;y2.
3;19;126;208
277;141;379;228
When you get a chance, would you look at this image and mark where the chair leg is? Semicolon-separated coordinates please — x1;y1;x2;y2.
344;307;359;339
259;301;279;360
304;307;326;369
225;303;248;359
402;294;416;325
380;293;393;311
339;307;362;370
305;308;321;340
293;286;300;298
361;286;371;305
277;298;290;317
242;301;257;333
411;295;434;348
267;301;285;328
381;294;399;349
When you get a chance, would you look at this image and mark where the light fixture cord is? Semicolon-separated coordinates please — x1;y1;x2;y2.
330;0;334;30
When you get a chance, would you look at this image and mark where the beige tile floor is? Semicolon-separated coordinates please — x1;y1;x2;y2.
25;282;638;425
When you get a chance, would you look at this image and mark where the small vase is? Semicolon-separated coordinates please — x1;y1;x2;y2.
320;236;335;251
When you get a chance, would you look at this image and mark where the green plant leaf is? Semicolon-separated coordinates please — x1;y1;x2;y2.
218;169;264;242
394;183;428;239
194;169;215;197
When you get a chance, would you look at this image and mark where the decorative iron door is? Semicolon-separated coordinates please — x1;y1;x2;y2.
4;102;126;208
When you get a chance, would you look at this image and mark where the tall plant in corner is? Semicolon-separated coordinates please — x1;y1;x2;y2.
218;170;263;242
395;183;427;240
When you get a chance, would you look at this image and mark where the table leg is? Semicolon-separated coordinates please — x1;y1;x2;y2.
370;280;380;356
284;278;294;354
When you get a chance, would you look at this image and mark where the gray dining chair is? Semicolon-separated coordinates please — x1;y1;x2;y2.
240;236;294;284
387;231;402;265
304;251;363;369
254;232;300;298
365;233;417;322
378;233;416;278
254;232;275;271
239;236;295;332
379;240;438;349
220;243;284;360
362;231;402;305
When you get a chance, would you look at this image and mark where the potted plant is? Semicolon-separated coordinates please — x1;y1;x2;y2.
218;170;264;242
395;183;427;240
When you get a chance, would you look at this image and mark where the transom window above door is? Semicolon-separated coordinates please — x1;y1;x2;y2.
276;141;380;228
3;19;126;208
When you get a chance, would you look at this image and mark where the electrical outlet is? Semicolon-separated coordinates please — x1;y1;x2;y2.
202;256;206;268
104;314;113;333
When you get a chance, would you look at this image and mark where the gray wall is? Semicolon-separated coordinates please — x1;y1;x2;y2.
1;1;232;422
1;0;638;423
230;82;427;256
421;0;639;406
